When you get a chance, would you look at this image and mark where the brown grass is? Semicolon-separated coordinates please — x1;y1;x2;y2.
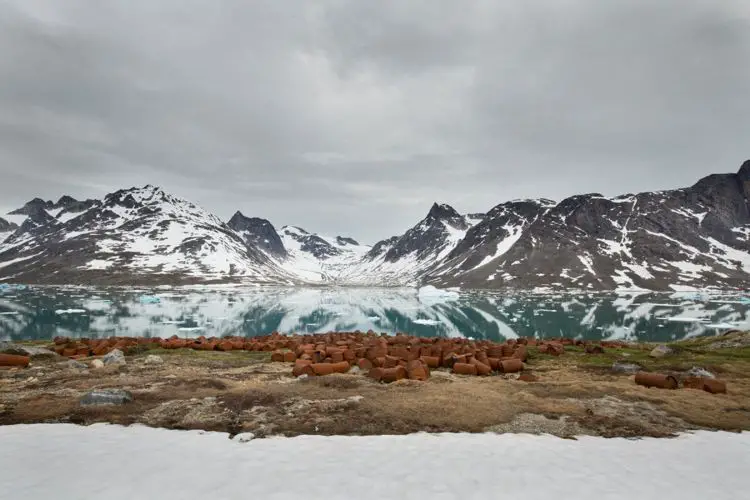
2;344;749;438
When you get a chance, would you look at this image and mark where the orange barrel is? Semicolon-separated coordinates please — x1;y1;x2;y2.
368;367;385;382
311;363;336;376
406;360;429;381
634;372;678;389
452;363;477;376
512;345;528;362
0;354;30;367
380;366;408;383
487;358;501;371
500;359;524;373
420;356;440;368
471;358;492;376
293;363;315;377
683;377;727;394
331;361;351;374
358;358;373;371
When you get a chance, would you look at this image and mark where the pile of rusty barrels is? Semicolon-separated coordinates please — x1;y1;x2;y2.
47;336;163;358
268;332;542;383
634;372;727;394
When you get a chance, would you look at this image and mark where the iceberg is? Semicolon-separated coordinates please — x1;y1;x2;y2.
139;295;161;304
417;285;459;306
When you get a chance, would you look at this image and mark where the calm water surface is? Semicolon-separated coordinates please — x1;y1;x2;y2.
1;285;749;343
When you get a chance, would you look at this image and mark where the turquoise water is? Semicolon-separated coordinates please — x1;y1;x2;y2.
0;285;748;342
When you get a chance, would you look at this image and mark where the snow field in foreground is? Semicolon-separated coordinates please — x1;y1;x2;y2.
1;424;749;500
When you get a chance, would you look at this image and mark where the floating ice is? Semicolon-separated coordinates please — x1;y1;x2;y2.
417;285;459;305
413;319;441;325
54;309;87;315
139;295;161;304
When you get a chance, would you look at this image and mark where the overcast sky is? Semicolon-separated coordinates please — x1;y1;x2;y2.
0;1;749;243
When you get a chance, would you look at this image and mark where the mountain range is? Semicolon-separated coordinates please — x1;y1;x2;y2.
1;160;749;290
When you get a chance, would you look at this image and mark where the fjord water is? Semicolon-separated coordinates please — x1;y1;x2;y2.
0;286;748;343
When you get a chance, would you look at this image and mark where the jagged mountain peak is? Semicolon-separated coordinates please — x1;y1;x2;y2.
54;195;78;208
228;212;286;258
738;159;750;180
336;236;360;246
8;197;53;216
427;202;460;220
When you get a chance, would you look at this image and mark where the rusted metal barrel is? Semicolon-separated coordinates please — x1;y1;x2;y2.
635;372;678;389
684;376;727;394
512;345;528;362
406;360;429;381
471;358;492;376
330;361;351;374
384;355;400;368
420;356;440;368
358;358;373;370
500;358;524;373
311;363;336;376
380;366;408;383
487;357;501;371
292;359;314;377
0;353;30;367
452;362;477;376
368;367;384;381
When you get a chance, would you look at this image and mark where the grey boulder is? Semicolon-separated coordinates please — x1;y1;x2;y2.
80;389;133;406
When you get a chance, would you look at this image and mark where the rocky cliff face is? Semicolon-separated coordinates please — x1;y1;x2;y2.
2;161;749;290
228;212;287;258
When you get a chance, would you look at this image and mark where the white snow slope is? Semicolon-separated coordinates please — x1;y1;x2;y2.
274;226;371;283
1;424;748;500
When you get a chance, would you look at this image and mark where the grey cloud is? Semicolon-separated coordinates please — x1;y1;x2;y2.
0;0;748;242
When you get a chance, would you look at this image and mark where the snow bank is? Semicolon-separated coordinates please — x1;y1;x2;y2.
1;424;749;500
417;285;459;305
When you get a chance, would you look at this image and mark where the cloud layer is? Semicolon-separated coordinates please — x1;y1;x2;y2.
1;0;748;242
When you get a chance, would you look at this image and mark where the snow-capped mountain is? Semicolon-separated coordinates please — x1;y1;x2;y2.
427;161;750;290
273;226;371;283
1;160;749;290
0;186;299;285
336;203;485;285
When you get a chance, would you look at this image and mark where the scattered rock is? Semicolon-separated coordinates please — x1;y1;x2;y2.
144;355;164;365
102;349;126;366
705;331;750;350
687;367;715;379
649;345;674;358
140;398;232;429
612;361;642;374
233;432;256;443
90;359;105;369
66;360;88;370
80;389;133;406
0;341;58;359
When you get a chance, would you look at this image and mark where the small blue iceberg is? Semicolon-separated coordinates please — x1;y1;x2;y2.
139;295;161;304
